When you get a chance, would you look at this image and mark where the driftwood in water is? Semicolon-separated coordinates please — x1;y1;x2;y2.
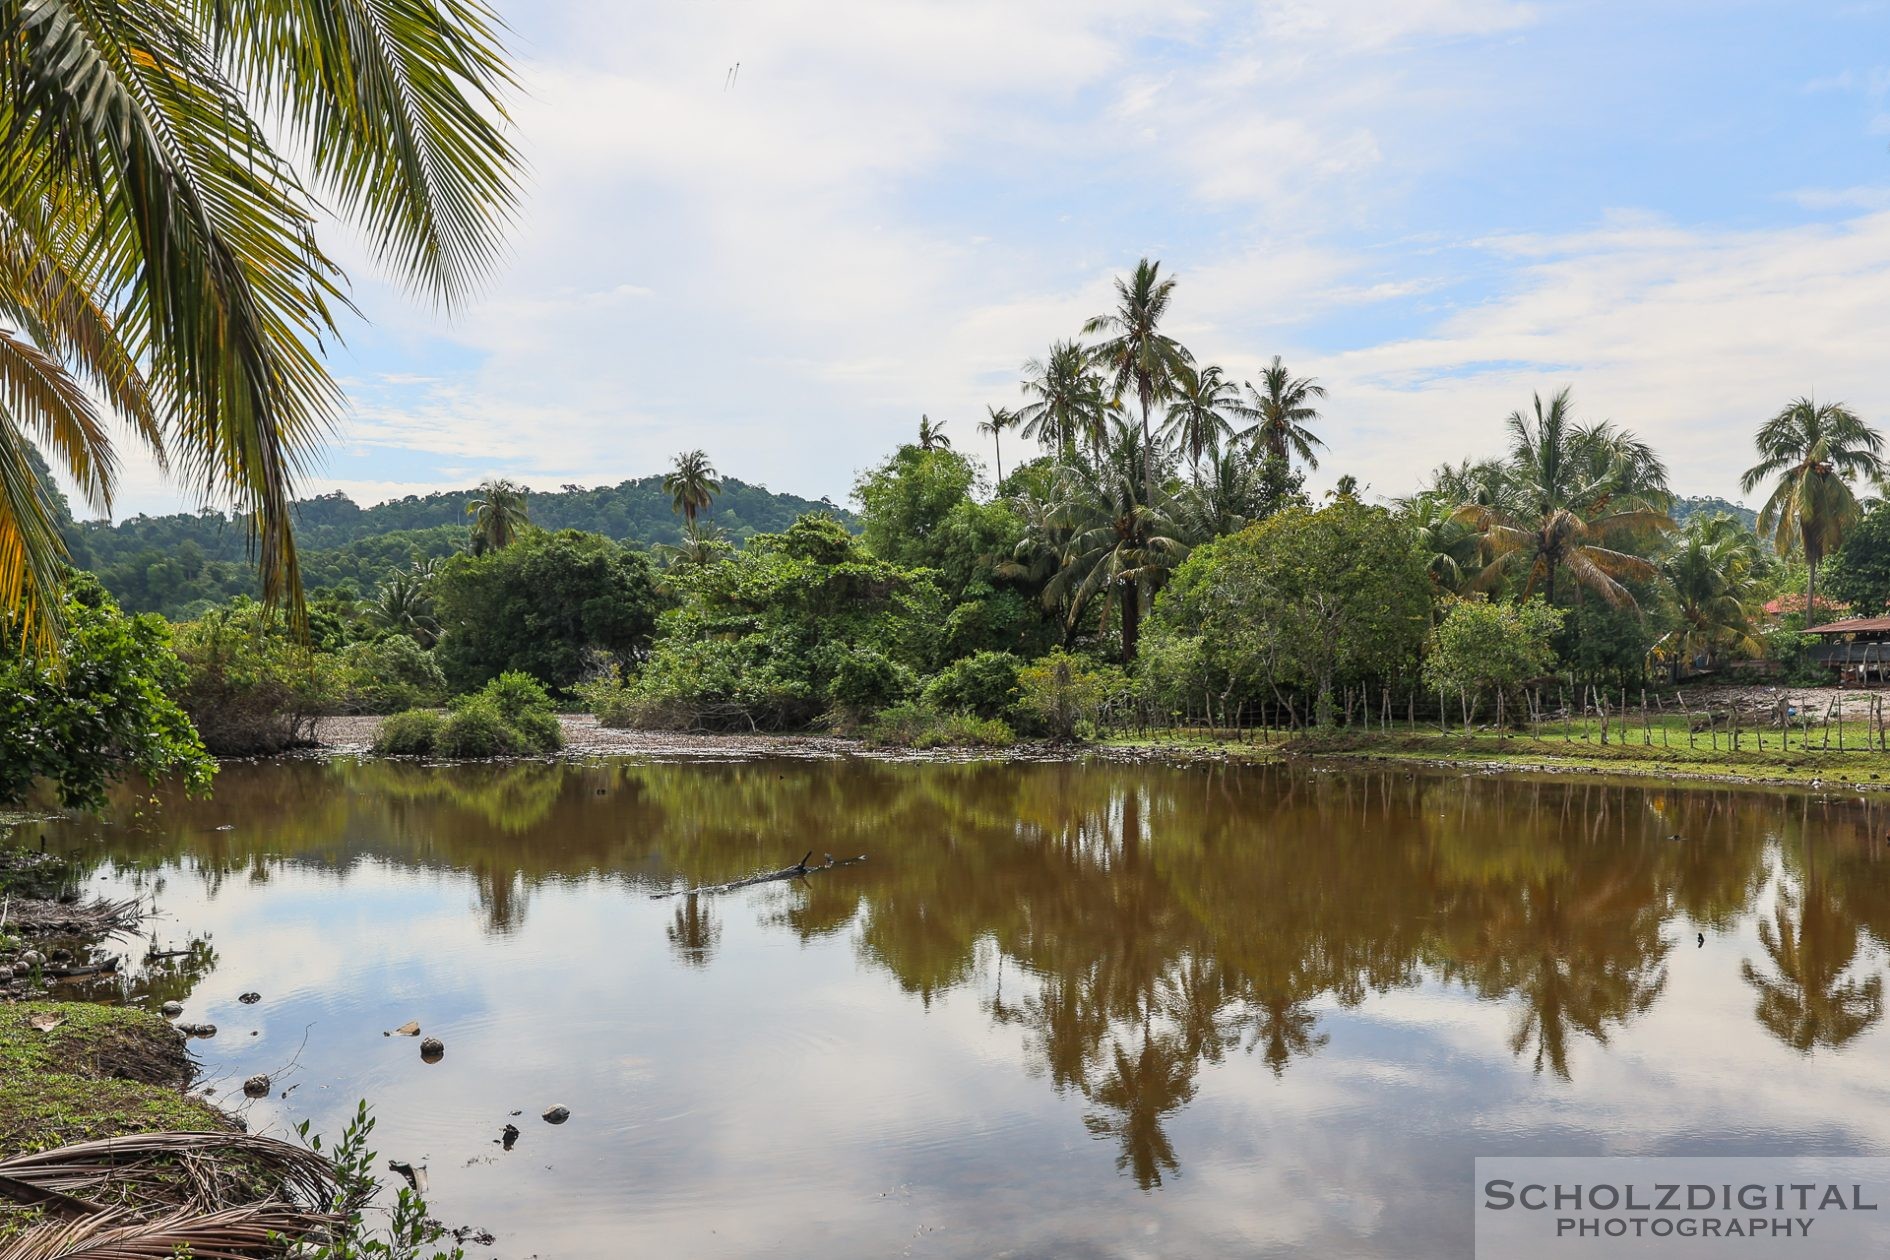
46;958;119;979
653;851;868;898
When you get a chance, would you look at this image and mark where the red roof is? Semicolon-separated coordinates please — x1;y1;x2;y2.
1765;594;1851;617
1806;616;1890;635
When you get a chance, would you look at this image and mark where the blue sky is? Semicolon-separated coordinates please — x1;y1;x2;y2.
108;0;1890;516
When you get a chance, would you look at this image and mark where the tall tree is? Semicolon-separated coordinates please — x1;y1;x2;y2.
1160;363;1240;477
663;449;722;526
1457;389;1673;607
1018;341;1113;457
978;406;1017;485
917;414;951;451
1740;397;1884;621
1659;512;1761;670
0;0;521;651
1235;357;1327;469
1084;259;1193;507
1046;421;1189;663
467;478;529;556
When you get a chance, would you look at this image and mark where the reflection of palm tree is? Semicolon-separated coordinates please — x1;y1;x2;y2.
1239;991;1330;1078
667;894;721;967
1742;883;1884;1052
1082;1031;1197;1190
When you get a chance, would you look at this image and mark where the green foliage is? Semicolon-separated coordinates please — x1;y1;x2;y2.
372;710;444;756
341;637;448;714
1821;504;1890;616
922;651;1023;719
1423;599;1563;722
825;649;916;726
854;446;1014;593
432;529;660;693
73;479;852;618
435;701;517;758
863;702;1015;748
1155;501;1432;724
299;1102;464;1260
624;514;945;730
1013;650;1126;740
0;575;213;810
379;673;562;759
171;599;343;755
1555;596;1666;689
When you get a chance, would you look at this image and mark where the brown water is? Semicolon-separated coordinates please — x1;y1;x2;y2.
22;755;1890;1258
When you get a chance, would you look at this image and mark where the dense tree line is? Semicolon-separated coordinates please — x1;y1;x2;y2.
55;476;853;619
20;253;1890;802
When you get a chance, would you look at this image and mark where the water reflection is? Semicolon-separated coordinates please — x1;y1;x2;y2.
18;757;1890;1235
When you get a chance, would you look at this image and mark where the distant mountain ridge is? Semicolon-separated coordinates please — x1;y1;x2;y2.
65;475;854;618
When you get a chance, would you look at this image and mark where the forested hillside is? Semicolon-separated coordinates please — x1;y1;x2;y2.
61;476;851;617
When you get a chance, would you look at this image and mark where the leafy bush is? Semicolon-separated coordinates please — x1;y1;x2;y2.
863;701;1015;748
825;648;915;726
921;651;1021;719
436;699;517;758
372;710;443;756
1012;650;1127;741
574;665;639;727
341;636;447;713
171;598;343;754
0;574;214;810
381;673;563;759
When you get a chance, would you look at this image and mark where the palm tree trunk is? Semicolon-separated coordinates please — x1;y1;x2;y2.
1807;559;1818;624
1140;397;1156;510
994;434;1004;487
1120;577;1141;664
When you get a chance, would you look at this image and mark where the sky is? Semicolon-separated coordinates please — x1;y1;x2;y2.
102;0;1890;517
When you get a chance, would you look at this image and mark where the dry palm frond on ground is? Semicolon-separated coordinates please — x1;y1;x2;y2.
0;1132;352;1259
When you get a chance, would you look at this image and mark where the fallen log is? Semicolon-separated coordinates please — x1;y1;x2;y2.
47;958;120;979
652;851;867;898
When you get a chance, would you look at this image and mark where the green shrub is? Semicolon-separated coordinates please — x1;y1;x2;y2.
863;701;1014;749
342;636;448;714
436;699;517;758
825;648;915;726
372;710;443;756
921;651;1021;719
471;671;556;722
508;705;564;752
1012;650;1126;741
419;674;566;757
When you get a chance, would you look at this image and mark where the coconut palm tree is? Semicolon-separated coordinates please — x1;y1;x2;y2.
1456;389;1673;607
1084;258;1194;506
653;519;730;570
1160;363;1241;477
1047;421;1190;662
1401;491;1484;596
467;479;529;556
0;0;521;651
917;414;951;451
663;450;722;526
1234;357;1327;469
1740;397;1884;620
1018;340;1114;457
978;406;1017;485
367;573;439;646
1659;513;1762;670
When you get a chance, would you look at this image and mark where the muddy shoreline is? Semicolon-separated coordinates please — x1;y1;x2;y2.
297;713;1890;794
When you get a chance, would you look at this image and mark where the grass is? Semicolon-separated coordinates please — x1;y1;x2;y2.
1106;715;1890;789
0;1002;228;1155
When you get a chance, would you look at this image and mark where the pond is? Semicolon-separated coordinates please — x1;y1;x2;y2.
22;755;1890;1258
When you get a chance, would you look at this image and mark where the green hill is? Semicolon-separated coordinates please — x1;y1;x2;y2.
66;477;853;618
1671;494;1757;530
